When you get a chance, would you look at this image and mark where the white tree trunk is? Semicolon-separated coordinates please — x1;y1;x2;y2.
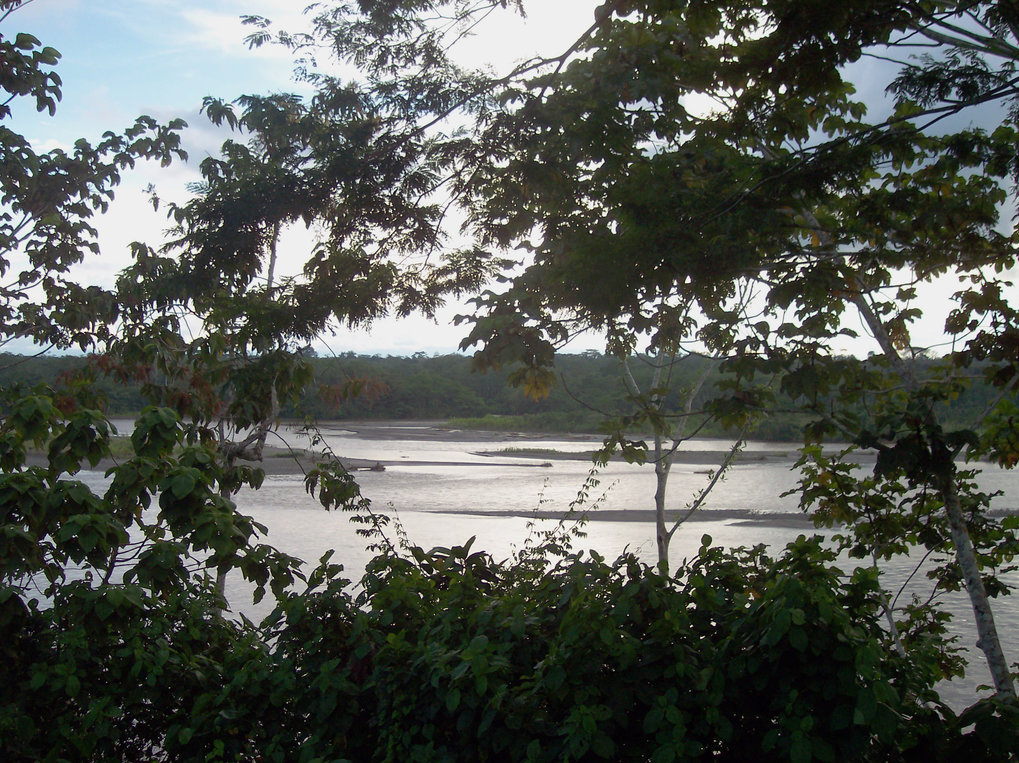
850;286;1015;698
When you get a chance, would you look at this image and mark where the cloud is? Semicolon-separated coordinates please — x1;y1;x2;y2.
177;7;277;58
174;1;311;60
451;1;595;71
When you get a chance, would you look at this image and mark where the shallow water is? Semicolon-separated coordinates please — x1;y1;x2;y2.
98;421;1019;708
228;475;1015;710
279;422;1019;517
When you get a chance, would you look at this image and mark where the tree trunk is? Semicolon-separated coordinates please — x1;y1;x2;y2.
654;433;672;577
850;286;1015;698
786;186;1016;699
622;350;716;577
937;464;1015;698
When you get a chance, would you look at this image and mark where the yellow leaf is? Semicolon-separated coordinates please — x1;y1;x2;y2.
522;369;553;401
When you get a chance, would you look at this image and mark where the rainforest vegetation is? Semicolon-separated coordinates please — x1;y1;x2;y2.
0;350;1010;442
3;0;1019;760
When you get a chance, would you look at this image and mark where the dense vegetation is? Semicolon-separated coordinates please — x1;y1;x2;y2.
1;351;1010;442
6;522;1017;760
3;0;1019;759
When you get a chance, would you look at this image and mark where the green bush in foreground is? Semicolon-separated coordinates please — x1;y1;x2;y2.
0;399;1014;761
243;535;1014;762
4;520;1017;760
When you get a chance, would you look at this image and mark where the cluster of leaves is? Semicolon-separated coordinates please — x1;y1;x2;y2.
795;443;1017;666
0;394;307;759
0;12;187;351
0;395;304;598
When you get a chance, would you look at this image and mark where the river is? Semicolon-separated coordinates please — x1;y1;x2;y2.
119;420;1019;708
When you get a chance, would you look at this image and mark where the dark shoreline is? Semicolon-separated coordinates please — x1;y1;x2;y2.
471;448;806;465
432;507;822;528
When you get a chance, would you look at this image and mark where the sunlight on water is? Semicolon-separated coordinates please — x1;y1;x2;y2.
96;422;1019;709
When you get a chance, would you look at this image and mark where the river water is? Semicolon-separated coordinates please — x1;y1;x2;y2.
120;420;1019;708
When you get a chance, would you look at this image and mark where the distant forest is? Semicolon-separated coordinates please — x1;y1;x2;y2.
0;351;1006;442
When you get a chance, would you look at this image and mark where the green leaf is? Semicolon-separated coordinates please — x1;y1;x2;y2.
592;732;616;758
526;739;542;761
170;471;196;498
789;737;811;763
14;33;42;50
446;687;460;712
788;627;809;652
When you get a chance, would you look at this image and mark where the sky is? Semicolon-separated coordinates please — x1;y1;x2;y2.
8;0;600;356
6;1;1016;359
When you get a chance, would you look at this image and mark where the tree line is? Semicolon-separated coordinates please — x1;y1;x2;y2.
1;350;1011;441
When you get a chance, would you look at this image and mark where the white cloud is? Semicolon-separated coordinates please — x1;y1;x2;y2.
173;1;312;60
177;7;276;58
451;1;596;71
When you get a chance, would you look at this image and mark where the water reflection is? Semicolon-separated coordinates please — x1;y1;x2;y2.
97;421;1019;709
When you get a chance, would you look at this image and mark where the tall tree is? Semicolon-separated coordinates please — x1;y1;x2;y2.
460;0;1019;697
288;0;1019;699
107;63;506;602
0;7;312;756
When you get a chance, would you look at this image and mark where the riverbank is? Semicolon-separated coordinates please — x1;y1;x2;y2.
19;418;863;476
451;507;820;527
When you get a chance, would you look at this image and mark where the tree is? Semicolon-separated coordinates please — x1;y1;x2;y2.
0;0;483;751
454;0;1019;699
101;54;508;601
0;2;186;350
0;3;305;755
286;0;1019;701
615;348;749;577
571;318;757;577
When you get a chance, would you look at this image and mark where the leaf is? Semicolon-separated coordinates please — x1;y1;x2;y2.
14;33;42;50
446;687;460;712
788;627;809;652
170;471;197;498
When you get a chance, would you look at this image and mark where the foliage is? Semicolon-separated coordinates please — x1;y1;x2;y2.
5;351;1009;443
0;398;307;757
0;8;294;717
0;6;186;351
3;3;1019;761
7;516;1018;761
122;86;498;355
294;0;1019;695
74;0;514;608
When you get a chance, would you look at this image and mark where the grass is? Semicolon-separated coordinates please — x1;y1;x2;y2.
495;447;566;456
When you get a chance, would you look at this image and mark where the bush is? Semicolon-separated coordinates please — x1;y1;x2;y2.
1;399;1014;761
185;536;1016;762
